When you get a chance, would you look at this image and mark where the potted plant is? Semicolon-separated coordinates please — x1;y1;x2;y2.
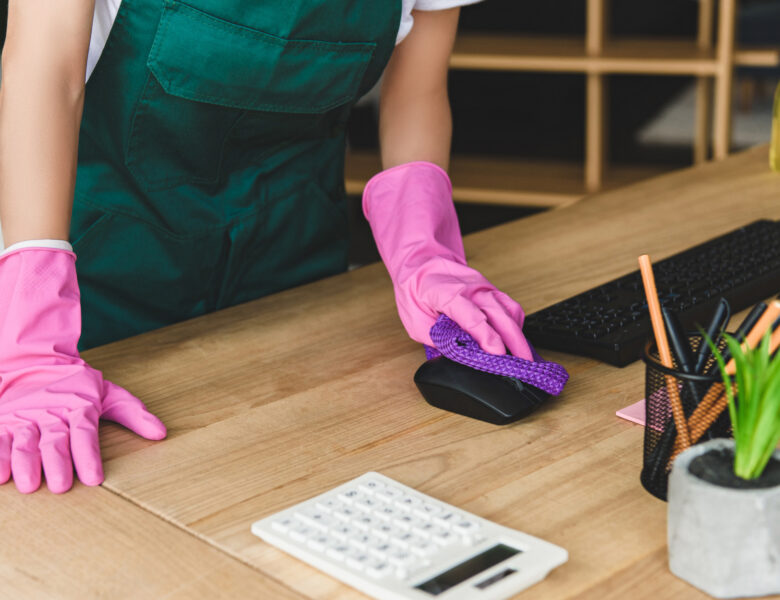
667;331;780;598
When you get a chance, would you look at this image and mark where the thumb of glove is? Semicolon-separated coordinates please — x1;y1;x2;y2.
100;380;167;441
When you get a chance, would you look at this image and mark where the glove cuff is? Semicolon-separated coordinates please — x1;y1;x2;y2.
362;161;452;221
1;240;74;259
0;246;82;361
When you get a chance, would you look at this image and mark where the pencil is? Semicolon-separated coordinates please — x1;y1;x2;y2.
638;254;691;449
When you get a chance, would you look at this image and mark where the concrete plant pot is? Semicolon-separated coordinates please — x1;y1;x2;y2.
667;438;780;598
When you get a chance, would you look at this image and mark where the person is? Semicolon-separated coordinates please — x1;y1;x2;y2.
0;0;533;494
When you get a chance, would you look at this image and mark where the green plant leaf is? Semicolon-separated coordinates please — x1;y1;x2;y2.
746;339;780;478
698;328;780;480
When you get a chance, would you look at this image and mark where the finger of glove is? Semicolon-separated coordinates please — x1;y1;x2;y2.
38;415;74;494
67;408;104;486
399;308;437;347
481;295;534;361
0;429;11;484
10;422;42;493
442;295;506;355
101;381;167;440
492;290;526;326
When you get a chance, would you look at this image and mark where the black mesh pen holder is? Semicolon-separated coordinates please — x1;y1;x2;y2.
640;335;732;501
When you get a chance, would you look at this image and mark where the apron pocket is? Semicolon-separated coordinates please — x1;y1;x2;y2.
126;0;375;191
71;200;229;348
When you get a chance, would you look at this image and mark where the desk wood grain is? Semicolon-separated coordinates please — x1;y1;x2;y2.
5;146;778;598
0;484;304;599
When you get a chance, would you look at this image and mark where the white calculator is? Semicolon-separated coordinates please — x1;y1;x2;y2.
251;472;567;600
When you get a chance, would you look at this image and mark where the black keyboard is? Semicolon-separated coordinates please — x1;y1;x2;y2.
524;219;780;367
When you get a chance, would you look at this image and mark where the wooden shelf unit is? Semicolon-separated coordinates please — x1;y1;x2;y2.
450;35;780;75
345;151;668;208
346;0;779;208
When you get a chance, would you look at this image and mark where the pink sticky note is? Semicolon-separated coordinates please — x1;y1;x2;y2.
616;399;646;426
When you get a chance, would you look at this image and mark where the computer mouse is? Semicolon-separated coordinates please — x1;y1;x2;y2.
414;356;551;425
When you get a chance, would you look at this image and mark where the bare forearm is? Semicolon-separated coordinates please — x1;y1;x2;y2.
380;85;452;171
379;8;459;172
0;71;85;245
0;0;94;246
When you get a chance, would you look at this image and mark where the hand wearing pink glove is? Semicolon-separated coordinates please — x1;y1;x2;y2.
0;247;166;493
363;161;533;360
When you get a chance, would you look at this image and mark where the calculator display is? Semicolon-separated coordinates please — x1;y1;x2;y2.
415;544;521;595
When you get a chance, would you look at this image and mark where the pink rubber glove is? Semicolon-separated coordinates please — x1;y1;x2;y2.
0;247;166;494
363;161;533;360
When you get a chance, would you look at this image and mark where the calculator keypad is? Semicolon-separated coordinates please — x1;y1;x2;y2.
269;477;483;580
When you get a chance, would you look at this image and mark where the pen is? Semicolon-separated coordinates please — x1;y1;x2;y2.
661;306;703;406
693;297;730;374
638;255;691;448
662;306;695;372
662;305;715;441
734;301;767;339
707;301;767;375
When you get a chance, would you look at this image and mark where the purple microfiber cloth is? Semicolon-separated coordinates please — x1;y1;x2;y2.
424;314;569;396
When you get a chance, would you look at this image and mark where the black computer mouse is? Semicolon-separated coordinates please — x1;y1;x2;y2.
414;356;551;425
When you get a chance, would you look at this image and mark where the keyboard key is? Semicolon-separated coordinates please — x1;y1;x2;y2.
411;521;437;538
452;519;481;536
353;514;378;531
366;559;393;579
431;527;457;546
325;542;351;561
408;516;431;531
271;517;294;533
331;524;358;541
395;495;422;512
387;548;416;568
409;540;439;557
345;549;372;571
390;531;415;549
315;498;339;513
433;511;457;527
353;495;380;513
358;479;385;495
348;533;375;551
307;534;332;553
333;507;358;522
393;515;415;531
375;486;403;503
338;489;361;505
289;524;314;543
374;505;398;522
373;523;395;539
368;541;394;559
294;509;332;531
413;502;443;520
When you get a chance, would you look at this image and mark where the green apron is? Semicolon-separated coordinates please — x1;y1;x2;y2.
72;0;401;349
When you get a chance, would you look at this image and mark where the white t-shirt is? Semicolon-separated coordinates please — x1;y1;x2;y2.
86;0;484;81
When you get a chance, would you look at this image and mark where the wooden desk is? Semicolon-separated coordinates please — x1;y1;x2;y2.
2;145;779;599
